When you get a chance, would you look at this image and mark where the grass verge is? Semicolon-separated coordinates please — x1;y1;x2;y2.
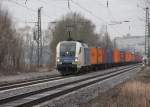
80;67;150;107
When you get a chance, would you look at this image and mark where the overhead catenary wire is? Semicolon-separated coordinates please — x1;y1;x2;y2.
5;0;55;31
95;0;116;20
37;0;67;10
7;0;125;36
6;0;53;21
71;0;124;36
6;0;37;12
5;0;37;25
96;0;132;36
95;1;123;26
71;0;107;24
8;0;111;25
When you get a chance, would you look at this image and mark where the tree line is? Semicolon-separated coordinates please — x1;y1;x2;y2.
0;4;25;73
0;3;113;74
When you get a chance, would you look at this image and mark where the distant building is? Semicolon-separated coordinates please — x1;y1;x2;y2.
114;35;145;55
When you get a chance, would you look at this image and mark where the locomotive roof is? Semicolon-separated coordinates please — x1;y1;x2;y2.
59;41;78;43
59;40;85;44
58;41;88;47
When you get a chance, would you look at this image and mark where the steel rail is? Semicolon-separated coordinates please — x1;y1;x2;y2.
0;64;138;91
0;76;63;91
0;64;140;106
0;74;60;88
19;66;139;107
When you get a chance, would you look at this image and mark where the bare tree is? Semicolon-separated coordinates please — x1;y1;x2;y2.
102;32;113;49
97;25;113;48
0;3;25;73
50;12;101;65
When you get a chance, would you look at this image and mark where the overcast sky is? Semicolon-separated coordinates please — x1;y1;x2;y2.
2;0;147;38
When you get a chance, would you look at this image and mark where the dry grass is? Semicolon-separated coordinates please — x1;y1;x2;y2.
0;64;53;76
116;81;150;107
80;67;150;107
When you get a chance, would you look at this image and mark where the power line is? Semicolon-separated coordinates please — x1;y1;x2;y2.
6;0;53;20
95;0;131;36
8;0;124;36
36;0;67;10
95;0;118;22
71;0;123;36
71;0;107;23
35;0;68;18
7;0;37;12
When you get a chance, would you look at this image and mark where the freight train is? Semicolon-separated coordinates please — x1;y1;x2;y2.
56;40;142;75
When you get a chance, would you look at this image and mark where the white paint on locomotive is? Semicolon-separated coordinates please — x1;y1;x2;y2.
56;41;89;74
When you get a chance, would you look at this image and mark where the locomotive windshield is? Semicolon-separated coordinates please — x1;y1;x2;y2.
60;43;76;57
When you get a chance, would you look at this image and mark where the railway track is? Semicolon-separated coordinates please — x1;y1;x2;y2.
0;64;136;91
0;65;128;92
0;64;141;107
0;75;63;91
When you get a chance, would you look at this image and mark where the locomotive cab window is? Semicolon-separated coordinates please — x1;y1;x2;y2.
60;43;76;57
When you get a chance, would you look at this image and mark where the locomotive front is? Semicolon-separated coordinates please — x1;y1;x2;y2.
56;41;80;75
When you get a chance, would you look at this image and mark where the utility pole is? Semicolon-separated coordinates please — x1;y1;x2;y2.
114;38;117;48
145;7;150;65
107;0;109;8
68;0;70;9
106;25;109;48
37;7;43;66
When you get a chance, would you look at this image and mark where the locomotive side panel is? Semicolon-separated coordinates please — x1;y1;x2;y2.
77;47;84;67
84;48;91;66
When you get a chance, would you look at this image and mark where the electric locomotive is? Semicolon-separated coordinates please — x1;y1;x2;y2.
56;40;89;75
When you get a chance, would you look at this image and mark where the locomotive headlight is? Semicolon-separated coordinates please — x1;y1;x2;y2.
75;57;78;62
72;57;79;64
56;58;60;62
57;58;62;64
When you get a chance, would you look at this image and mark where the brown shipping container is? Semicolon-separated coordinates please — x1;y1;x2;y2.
98;48;103;64
102;49;107;64
113;49;120;63
90;48;98;65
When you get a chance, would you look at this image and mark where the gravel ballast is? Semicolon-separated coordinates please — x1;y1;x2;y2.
0;69;59;85
34;67;141;107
